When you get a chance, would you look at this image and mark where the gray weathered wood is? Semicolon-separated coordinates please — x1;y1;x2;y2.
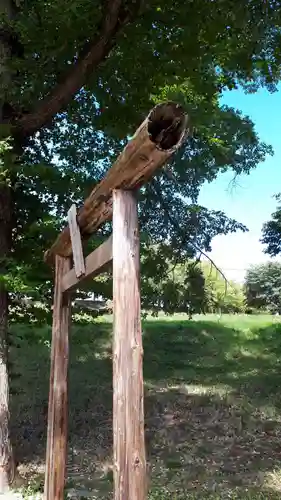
68;204;85;278
44;256;71;500
112;190;146;500
61;236;112;292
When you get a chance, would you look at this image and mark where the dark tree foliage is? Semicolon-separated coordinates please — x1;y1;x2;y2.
245;262;281;313
261;194;281;257
1;0;279;313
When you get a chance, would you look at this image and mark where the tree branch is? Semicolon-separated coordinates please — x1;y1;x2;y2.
151;178;229;293
16;0;140;138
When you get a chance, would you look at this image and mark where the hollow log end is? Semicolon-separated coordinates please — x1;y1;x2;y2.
147;101;188;152
44;102;188;266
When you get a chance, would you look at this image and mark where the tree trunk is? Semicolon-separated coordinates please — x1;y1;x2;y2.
0;184;14;493
0;0;16;491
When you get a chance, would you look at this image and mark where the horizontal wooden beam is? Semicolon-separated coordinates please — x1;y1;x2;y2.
45;102;188;264
61;236;112;292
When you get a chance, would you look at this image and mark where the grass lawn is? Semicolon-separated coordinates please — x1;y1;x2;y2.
10;314;281;499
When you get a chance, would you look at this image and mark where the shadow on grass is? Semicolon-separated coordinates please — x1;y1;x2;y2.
9;318;281;498
143;319;281;406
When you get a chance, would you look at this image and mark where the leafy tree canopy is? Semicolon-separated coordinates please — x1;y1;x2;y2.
1;0;280;310
202;262;246;313
244;262;281;313
141;252;246;317
261;194;281;257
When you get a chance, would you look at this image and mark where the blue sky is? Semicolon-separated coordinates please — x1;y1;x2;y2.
198;84;281;283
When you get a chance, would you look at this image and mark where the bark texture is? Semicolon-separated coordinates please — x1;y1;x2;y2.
0;0;16;491
0;184;13;493
44;256;71;500
112;190;146;500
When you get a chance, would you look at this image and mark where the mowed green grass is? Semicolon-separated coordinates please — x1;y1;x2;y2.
10;314;281;499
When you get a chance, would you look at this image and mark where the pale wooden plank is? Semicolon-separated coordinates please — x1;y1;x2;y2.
61;236;112;292
68;204;85;278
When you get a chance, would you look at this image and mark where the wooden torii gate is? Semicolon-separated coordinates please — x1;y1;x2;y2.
43;102;188;500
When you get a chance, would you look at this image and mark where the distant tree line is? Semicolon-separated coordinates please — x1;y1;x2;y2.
242;194;281;315
244;262;281;315
141;255;281;317
141;254;247;316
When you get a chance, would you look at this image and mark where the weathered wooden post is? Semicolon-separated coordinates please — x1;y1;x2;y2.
113;190;146;499
44;256;71;500
43;101;188;500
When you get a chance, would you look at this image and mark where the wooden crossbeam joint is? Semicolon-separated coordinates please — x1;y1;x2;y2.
61;236;113;292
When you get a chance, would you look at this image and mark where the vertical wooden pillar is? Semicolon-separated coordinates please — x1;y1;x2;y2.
112;189;146;500
44;255;71;500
